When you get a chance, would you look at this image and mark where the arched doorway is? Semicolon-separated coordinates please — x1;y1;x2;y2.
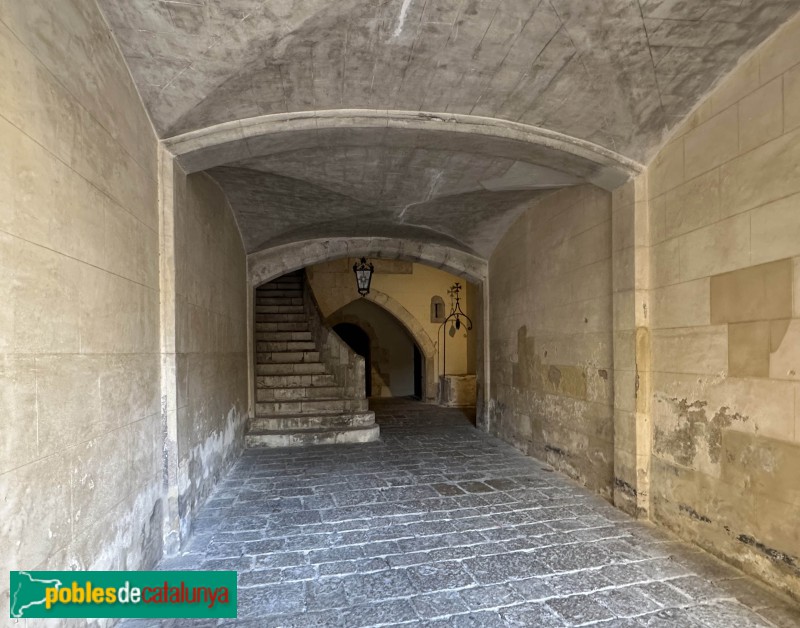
330;302;426;400
333;323;372;397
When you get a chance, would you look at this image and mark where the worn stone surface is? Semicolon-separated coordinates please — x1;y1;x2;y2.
488;185;615;499
122;400;799;627
173;171;249;542
645;14;800;601
438;374;478;408
0;0;162;617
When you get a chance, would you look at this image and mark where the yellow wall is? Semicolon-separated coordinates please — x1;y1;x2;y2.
308;260;473;377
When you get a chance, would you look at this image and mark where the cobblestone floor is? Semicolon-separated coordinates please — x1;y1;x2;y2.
127;399;800;627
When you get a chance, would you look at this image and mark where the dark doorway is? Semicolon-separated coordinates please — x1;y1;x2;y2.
334;323;371;396
413;345;422;400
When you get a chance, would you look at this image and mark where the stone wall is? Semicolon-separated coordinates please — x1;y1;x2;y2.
329;299;417;398
0;0;161;617
640;15;800;600
173;172;248;541
488;185;615;498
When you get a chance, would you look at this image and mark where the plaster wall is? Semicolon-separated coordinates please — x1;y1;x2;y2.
640;15;800;600
307;260;472;376
173;171;248;541
332;299;416;398
0;0;161;617
488;186;615;498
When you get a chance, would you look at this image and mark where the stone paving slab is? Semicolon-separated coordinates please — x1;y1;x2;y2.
124;399;800;627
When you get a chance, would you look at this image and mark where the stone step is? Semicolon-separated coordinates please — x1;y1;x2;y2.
246;424;380;448
256;350;320;364
256;386;344;402
265;280;302;289
256;297;304;306
256;341;317;352
256;289;303;299
256;362;327;376
255;331;313;342
271;273;302;281
256;397;368;416
249;411;376;432
255;313;307;323
258;285;302;294
256;373;336;388
250;272;375;449
255;322;310;332
255;305;305;314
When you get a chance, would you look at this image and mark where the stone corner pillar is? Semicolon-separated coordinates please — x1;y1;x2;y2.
157;144;184;554
611;174;652;519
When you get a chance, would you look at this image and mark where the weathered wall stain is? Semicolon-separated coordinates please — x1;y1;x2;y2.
178;406;246;542
737;534;798;570
174;172;248;547
654;396;748;466
679;503;712;524
614;477;639;498
489;186;614;501
544;444;568;457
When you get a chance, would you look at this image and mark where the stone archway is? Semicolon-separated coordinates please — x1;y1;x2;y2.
327;290;439;403
248;237;487;288
164;110;643;190
244;239;488;420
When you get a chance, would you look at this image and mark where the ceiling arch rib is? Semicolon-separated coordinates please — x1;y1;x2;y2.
248;237;487;288
178;111;639;259
164;110;644;189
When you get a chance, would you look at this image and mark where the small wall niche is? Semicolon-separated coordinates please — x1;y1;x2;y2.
431;296;445;323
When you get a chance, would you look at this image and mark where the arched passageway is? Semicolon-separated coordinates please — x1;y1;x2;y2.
331;302;426;402
9;1;800;618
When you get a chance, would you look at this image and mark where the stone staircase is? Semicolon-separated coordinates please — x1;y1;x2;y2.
247;270;380;447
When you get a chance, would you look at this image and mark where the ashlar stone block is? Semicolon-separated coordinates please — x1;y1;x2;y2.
710;259;793;324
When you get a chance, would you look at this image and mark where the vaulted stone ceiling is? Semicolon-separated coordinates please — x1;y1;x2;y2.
99;0;800;256
211;145;580;255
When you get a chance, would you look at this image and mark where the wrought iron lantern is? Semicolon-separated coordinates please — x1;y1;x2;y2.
437;282;474;376
352;257;374;297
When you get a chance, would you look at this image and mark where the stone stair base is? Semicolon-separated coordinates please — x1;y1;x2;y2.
246;424;380;448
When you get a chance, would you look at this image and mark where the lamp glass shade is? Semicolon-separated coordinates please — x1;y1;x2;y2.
352;258;374;296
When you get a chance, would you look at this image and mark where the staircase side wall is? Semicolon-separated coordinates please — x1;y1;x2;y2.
303;276;366;400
